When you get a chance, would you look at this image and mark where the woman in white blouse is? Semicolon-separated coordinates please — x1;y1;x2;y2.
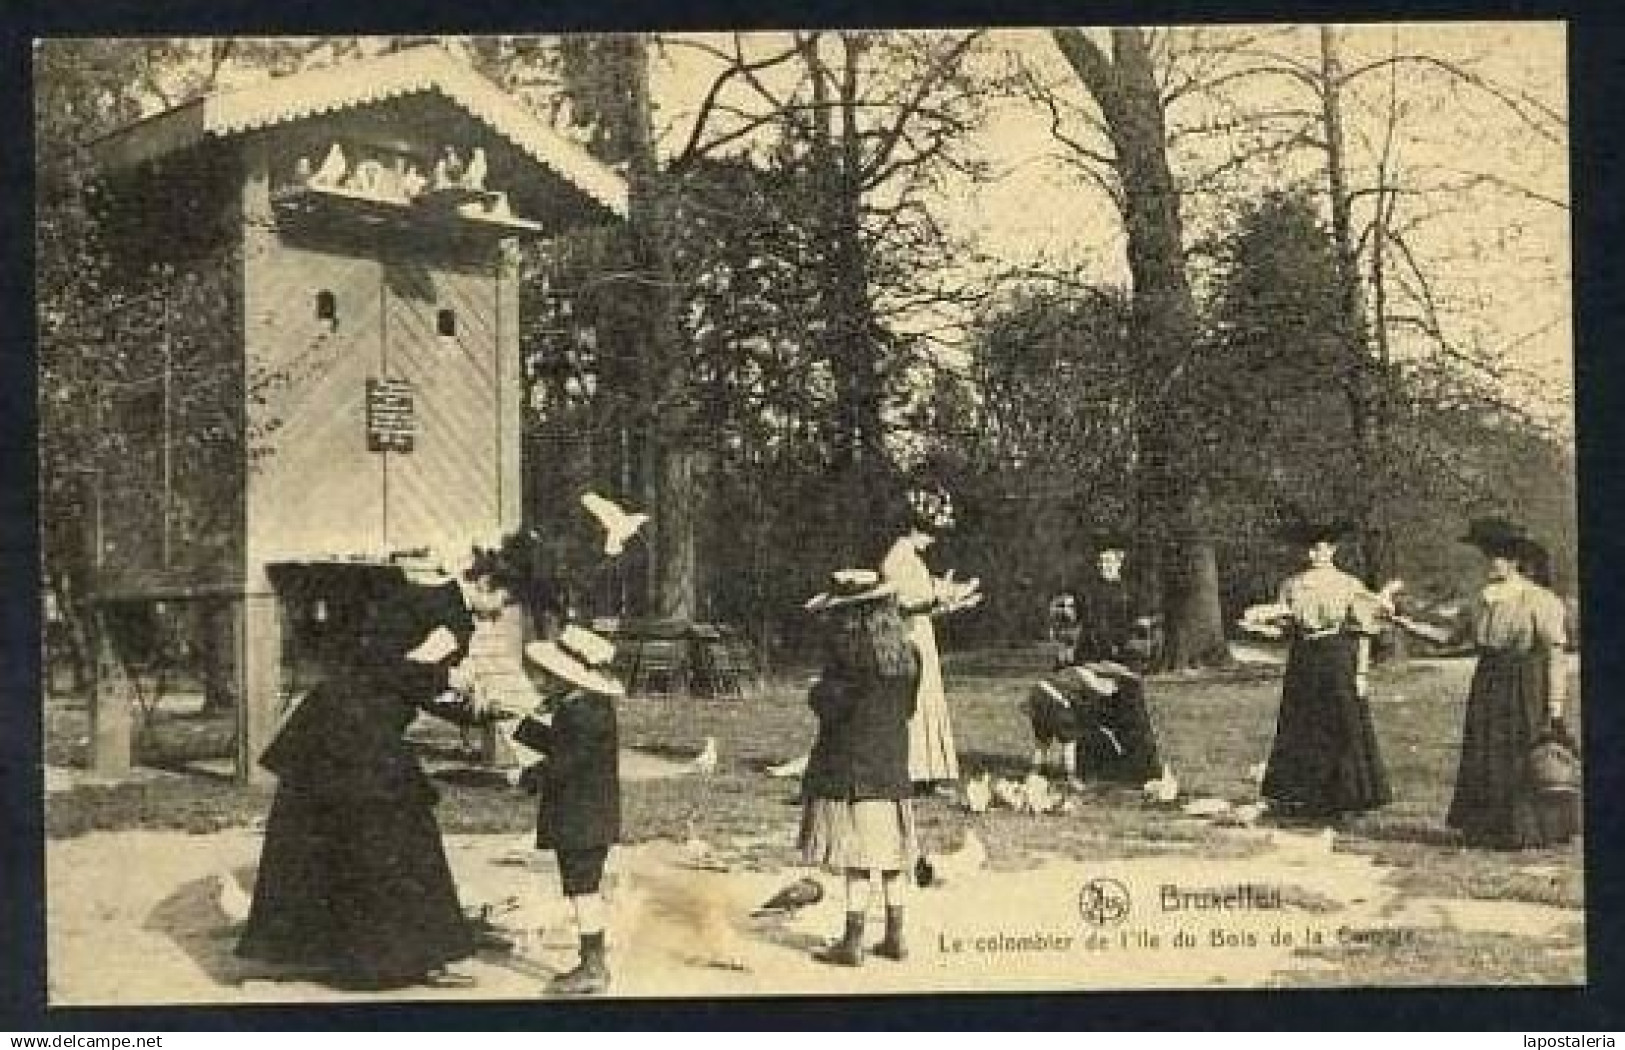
1444;522;1574;848
879;488;971;790
1260;519;1394;823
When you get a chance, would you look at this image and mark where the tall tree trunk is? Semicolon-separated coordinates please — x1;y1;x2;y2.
1319;26;1382;581
621;36;701;623
804;32;891;564
1052;28;1228;668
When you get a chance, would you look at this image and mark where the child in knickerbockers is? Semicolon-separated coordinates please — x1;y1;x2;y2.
512;624;625;995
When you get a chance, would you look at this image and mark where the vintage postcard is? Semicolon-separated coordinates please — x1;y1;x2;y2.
35;26;1580;1005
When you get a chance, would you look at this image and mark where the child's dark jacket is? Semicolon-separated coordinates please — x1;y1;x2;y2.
516;690;621;851
802;658;919;802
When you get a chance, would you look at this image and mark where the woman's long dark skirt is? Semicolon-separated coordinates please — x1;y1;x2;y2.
1448;650;1562;849
1076;679;1163;784
236;781;474;984
1263;635;1391;817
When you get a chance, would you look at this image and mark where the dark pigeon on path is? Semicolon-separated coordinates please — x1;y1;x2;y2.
751;877;824;917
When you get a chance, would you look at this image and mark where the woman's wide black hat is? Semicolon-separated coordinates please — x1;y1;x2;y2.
1459;516;1527;557
1276;511;1356;546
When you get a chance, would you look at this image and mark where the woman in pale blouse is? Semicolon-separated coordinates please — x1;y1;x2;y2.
1443;522;1573;849
1261;520;1394;823
879;495;961;789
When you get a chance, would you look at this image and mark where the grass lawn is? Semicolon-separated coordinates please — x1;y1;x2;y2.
43;644;1586;985
44;646;1584;889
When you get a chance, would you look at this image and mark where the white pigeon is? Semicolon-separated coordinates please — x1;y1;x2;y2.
937;829;988;882
766;752;809;779
400;164;428;199
1142;764;1180;804
311;143;347;187
463;146;489;190
684;736;719;776
963;771;992;814
216;872;253;924
1023;772;1058;815
991;776;1027;811
580;491;650;556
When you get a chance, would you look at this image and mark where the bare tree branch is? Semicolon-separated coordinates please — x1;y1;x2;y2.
669;39;806;169
859;32;982;184
1337;53;1565;141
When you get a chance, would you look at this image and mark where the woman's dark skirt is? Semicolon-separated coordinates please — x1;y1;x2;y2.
1448;649;1573;850
1080;677;1162;784
1263;635;1391;818
236;781;474;985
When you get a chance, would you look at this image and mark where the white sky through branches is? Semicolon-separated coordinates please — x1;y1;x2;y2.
650;24;1571;434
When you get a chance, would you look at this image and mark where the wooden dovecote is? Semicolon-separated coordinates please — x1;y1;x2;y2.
86;46;626;781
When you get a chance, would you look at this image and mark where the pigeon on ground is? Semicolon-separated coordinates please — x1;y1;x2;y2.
766;752;809;779
963;771;992;814
684;736;719;776
580;491;650;557
751;877;824;917
1143;764;1180;804
991;776;1027;812
1023;772;1058;814
216;872;252;924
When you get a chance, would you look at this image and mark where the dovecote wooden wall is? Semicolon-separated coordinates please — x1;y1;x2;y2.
87;58;624;781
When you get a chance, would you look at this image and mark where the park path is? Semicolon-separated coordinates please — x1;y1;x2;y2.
45;817;1582;1005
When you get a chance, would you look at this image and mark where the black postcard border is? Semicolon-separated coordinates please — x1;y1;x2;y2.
3;0;1622;1031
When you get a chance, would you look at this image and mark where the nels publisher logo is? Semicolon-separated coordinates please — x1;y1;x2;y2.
1078;877;1132;927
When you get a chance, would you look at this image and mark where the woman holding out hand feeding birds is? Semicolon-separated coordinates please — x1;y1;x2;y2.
879;486;977;791
1256;517;1396;825
237;551;486;991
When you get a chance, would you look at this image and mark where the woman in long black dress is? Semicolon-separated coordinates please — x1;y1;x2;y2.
236;555;479;990
1261;520;1394;823
1445;521;1574;849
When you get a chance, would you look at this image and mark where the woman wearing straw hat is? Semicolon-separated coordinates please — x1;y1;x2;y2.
513;624;626;994
798;570;922;967
1443;519;1574;849
1258;518;1395;824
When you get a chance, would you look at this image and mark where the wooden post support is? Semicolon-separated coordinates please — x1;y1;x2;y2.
87;609;134;779
475;604;526;767
234;593;284;786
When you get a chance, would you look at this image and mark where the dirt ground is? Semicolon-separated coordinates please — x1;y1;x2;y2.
44;653;1586;1003
45;814;1583;1005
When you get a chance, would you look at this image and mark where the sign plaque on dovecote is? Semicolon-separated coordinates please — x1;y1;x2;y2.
365;377;415;453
